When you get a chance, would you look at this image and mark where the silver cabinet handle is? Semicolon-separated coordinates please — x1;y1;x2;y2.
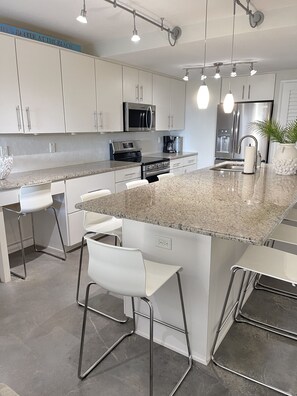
140;85;143;102
99;112;103;128
242;85;245;100
16;105;22;131
136;84;139;101
94;111;98;129
168;115;171;129
248;84;251;100
171;115;174;128
25;107;31;131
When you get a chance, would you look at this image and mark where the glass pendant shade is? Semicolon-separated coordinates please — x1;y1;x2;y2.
197;82;209;109
77;10;87;23
131;30;140;42
223;91;234;113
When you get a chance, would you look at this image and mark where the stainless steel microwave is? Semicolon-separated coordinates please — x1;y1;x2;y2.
123;102;156;132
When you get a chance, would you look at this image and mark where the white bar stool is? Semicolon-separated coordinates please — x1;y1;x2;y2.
4;182;66;279
211;245;297;395
255;223;297;299
126;179;148;189
78;238;192;396
76;189;126;323
157;173;175;181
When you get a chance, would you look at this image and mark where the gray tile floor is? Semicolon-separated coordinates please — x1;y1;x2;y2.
0;240;296;396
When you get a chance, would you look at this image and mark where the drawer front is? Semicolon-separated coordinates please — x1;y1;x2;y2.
184;164;197;173
67;211;84;246
170;159;184;170
115;166;141;183
183;156;197;166
65;172;115;214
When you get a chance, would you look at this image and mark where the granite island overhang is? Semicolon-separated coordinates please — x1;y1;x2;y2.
76;164;297;364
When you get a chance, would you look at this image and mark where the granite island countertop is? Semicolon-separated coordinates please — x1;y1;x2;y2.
0;160;139;191
76;164;297;245
147;151;197;160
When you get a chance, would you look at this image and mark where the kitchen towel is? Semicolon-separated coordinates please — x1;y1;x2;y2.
243;145;256;174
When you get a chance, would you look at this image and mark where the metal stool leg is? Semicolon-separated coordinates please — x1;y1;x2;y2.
10;214;27;280
211;267;293;396
76;233;128;324
78;286;135;380
142;297;154;396
31;206;66;261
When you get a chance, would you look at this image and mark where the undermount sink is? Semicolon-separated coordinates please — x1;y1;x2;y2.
210;163;244;172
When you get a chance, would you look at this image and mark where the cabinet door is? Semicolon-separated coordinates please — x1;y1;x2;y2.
61;51;97;133
170;79;186;130
96;60;123;132
16;39;65;133
221;77;246;103
139;70;152;104
153;74;171;131
248;74;275;101
123;66;139;102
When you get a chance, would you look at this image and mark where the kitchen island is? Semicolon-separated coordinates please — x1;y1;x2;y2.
77;164;297;364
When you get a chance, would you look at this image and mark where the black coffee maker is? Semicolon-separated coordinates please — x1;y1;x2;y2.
163;136;176;153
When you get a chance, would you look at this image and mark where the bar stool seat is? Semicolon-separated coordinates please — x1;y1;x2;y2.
4;182;66;279
126;179;148;189
212;245;297;395
78;238;192;395
76;189;125;323
157;173;174;181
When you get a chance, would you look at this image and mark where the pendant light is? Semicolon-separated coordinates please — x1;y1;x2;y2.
223;1;236;113
77;0;87;24
197;0;209;110
131;10;141;42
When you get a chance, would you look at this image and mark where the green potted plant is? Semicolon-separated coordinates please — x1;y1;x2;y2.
252;119;297;175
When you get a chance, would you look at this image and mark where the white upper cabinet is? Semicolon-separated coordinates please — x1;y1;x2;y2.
0;35;22;133
123;66;152;104
153;74;186;131
16;39;65;133
95;60;123;132
221;74;275;103
61;50;97;133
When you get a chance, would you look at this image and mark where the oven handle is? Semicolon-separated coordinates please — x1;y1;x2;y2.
143;168;170;177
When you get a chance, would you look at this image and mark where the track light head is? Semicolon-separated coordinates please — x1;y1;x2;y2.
201;68;207;81
214;63;222;79
131;10;140;42
250;62;257;76
230;64;237;78
183;69;189;81
77;0;87;23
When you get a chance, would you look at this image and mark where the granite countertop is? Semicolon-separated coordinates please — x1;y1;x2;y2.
0;160;139;191
76;164;297;245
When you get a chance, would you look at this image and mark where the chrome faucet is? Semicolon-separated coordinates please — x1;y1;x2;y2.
237;135;259;173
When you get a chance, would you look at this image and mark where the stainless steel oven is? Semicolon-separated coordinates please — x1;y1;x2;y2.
123;102;156;132
110;141;170;183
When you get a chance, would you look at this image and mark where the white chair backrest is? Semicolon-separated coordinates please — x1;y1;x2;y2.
81;189;113;230
87;238;146;297
157;173;174;181
19;183;53;213
126;179;149;189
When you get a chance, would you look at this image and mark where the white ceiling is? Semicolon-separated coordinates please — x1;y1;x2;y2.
0;0;297;80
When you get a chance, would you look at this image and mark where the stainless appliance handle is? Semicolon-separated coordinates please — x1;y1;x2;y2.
25;106;31;131
242;85;245;100
146;106;153;130
234;111;241;154
16;105;22;131
248;84;251;100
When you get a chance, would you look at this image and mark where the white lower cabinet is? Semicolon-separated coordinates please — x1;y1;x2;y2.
64;172;115;246
170;155;197;175
115;166;141;192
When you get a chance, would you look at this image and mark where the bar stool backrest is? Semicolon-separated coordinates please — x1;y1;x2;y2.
126;179;148;189
81;189;113;229
87;238;146;297
19;183;53;213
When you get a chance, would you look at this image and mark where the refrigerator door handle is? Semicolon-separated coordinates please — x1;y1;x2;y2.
232;110;240;155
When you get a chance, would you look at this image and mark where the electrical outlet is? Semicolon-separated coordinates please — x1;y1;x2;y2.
49;142;56;153
155;235;172;250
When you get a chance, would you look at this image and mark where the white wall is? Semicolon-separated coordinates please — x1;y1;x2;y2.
181;78;221;169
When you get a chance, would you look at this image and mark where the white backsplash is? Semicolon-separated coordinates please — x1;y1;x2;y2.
0;131;170;173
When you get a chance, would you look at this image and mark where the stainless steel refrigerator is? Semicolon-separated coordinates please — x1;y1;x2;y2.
215;101;273;163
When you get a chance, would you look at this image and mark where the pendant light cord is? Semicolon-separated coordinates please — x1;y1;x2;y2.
202;0;208;69
228;0;236;92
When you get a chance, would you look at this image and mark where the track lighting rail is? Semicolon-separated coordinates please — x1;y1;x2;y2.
103;0;182;46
